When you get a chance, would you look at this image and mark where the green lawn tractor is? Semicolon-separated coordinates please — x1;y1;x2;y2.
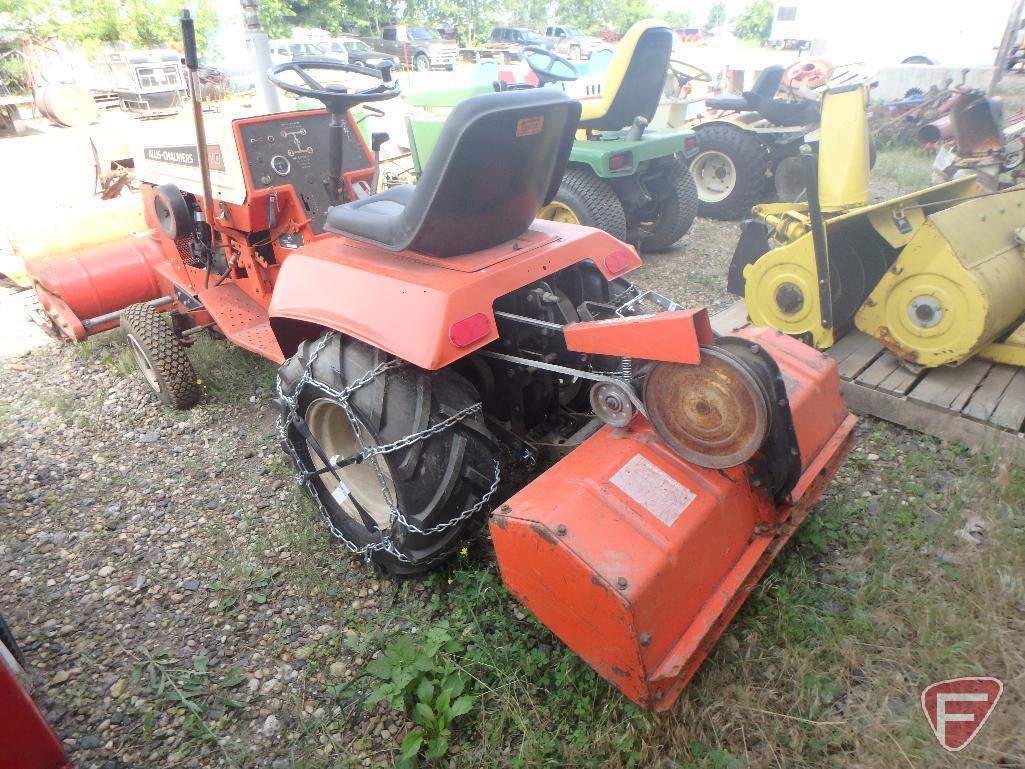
403;20;701;253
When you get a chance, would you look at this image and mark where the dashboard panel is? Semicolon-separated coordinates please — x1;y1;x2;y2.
237;111;371;233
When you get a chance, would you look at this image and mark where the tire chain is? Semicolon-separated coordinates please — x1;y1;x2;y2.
275;332;501;565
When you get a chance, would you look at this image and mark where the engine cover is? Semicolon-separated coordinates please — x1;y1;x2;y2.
490;328;855;710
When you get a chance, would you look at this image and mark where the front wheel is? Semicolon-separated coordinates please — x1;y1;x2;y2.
690;124;770;220
275;332;499;575
120;303;200;409
539;169;628;242
569;46;581;61
413;54;430;72
637;158;699;253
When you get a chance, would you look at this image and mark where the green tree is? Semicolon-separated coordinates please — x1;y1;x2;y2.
733;0;773;41
663;9;693;28
555;0;652;34
705;1;726;30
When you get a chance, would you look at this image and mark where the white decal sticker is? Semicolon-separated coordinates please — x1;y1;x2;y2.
330;480;351;505
610;455;695;527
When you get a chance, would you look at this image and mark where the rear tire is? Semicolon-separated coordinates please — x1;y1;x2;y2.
638;158;699;252
541;169;629;242
275;332;498;575
120;303;200;409
691;124;770;220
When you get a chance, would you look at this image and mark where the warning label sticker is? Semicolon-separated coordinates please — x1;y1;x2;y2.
610;455;696;527
515;115;545;136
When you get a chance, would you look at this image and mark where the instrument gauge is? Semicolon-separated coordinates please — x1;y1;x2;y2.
270;155;291;176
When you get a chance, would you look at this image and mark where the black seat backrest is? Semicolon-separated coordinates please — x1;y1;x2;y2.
580;25;673;132
747;65;785;100
404;90;581;257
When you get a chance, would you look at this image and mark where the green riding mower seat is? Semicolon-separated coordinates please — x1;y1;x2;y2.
325;89;581;257
576;20;674;132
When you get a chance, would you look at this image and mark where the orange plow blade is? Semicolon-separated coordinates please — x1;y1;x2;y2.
490;328;855;710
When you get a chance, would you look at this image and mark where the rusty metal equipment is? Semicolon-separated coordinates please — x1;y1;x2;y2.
25;12;854;712
930;90;1025;191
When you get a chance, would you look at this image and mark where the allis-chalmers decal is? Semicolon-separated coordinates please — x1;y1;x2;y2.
143;145;226;171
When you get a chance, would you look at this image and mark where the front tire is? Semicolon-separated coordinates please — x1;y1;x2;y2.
540;169;628;242
691;124;770;219
637;158;699;252
120;303;200;409
413;54;430;72
275;332;498;575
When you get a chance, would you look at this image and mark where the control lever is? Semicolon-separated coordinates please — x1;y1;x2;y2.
625;116;648;142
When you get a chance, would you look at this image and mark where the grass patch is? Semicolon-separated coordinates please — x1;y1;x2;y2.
872;146;934;191
317;427;1025;768
187;334;277;405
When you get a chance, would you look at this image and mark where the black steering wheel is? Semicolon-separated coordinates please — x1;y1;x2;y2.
267;59;400;113
521;45;578;85
670;60;712;85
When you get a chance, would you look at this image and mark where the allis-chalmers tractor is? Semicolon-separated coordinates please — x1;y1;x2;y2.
26;13;854;709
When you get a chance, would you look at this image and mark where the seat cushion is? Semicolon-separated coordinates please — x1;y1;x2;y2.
704;95;750;111
324;185;414;247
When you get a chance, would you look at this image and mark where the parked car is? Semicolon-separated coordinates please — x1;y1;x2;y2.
268;39;347;66
674;28;706;43
481;26;549;60
323;37;395;69
543;25;608;60
358;25;458;71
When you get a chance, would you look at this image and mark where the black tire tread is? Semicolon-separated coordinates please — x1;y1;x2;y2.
639;157;699;252
120;303;200;409
692;124;770;220
275;332;497;575
550;169;629;242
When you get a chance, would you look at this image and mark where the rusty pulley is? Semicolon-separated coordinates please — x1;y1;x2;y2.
643;346;771;468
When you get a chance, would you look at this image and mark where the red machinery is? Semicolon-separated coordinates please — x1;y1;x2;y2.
25;12;853;710
0;615;72;769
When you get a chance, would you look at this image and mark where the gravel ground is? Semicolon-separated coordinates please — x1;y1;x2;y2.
0;205;895;767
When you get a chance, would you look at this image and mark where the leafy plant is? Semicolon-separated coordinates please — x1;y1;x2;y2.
364;623;475;767
210;563;281;612
131;646;246;763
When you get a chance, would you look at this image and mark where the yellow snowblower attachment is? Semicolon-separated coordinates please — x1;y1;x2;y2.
856;187;1025;367
728;81;1001;360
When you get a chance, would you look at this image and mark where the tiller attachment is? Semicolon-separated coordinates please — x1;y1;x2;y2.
491;322;855;710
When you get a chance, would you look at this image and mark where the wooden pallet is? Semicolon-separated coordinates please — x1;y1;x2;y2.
710;302;1025;458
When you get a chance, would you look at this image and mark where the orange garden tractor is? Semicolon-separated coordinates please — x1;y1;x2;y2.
25;13;855;710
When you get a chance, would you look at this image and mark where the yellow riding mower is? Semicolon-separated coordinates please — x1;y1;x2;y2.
730;82;1025;369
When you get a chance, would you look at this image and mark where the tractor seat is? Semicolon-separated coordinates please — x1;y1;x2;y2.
325;89;581;257
704;65;785;112
576;20;674;132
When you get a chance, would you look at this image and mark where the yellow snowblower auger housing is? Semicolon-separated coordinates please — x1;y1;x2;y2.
856;188;1025;367
728;82;994;360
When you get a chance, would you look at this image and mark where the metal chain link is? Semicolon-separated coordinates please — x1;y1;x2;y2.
275;332;501;565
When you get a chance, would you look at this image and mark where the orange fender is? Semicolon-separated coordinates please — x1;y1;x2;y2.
268;219;640;369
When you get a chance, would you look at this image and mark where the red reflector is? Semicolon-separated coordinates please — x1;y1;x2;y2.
685;136;698;151
609;152;630;171
604;249;633;274
449;313;490;348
